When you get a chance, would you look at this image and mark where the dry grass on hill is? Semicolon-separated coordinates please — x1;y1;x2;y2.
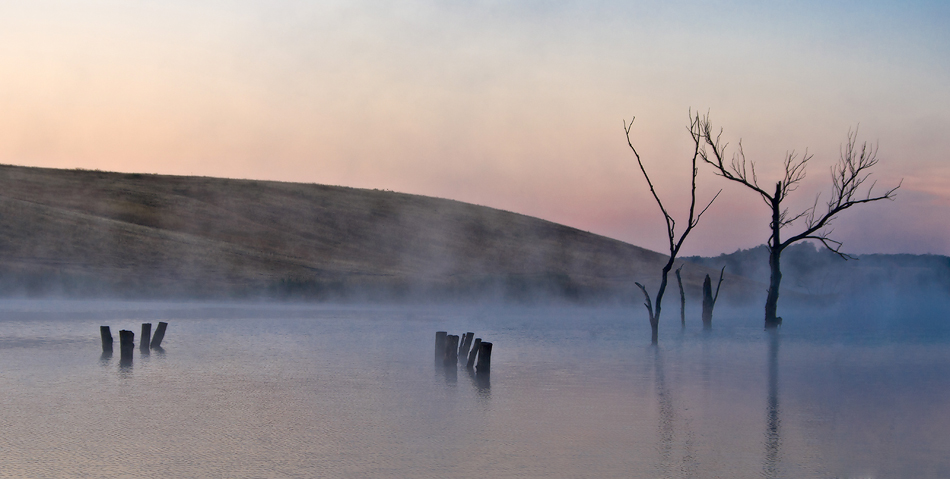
0;164;759;302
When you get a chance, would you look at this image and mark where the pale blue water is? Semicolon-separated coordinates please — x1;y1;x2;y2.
0;300;948;478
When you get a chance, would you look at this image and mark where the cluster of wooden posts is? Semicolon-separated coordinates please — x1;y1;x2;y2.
435;331;491;373
100;322;168;359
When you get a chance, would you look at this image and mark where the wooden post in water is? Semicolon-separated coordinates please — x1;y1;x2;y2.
466;338;481;368
119;330;135;360
435;331;447;362
444;335;459;366
150;322;168;349
459;332;474;361
140;323;152;352
476;341;492;374
100;326;114;353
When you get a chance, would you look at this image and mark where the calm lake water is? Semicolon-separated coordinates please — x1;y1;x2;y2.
0;299;948;478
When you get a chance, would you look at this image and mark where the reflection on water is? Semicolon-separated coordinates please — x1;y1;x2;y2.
439;360;458;384
764;330;781;478
436;355;490;391
0;301;948;478
467;368;491;393
653;347;675;476
119;355;133;371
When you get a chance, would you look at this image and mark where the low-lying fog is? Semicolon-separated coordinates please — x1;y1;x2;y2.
0;296;948;478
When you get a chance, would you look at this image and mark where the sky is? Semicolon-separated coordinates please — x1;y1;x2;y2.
0;0;947;256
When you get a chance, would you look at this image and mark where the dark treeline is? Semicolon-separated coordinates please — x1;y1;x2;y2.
684;242;950;299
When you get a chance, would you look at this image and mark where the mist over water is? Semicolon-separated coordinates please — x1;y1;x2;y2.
0;299;948;478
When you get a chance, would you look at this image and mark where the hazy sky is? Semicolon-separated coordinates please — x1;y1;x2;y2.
1;0;947;255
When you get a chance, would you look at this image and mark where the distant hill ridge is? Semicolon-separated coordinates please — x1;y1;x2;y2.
0;164;747;302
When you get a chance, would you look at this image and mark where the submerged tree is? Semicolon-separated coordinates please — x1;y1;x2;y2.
675;265;685;328
626;113;720;343
701;266;724;329
698;118;900;328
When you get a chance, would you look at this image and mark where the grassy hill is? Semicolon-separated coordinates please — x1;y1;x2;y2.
0;164;756;302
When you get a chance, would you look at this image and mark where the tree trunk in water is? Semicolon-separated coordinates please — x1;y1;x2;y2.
765;183;784;329
635;282;659;344
765;248;783;328
652;264;671;344
675;266;685;329
701;274;713;329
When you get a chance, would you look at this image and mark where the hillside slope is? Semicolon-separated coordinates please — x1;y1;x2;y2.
0;164;756;302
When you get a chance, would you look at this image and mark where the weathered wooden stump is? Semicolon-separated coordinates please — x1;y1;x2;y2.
119;330;135;360
444;334;459;365
466;338;481;369
435;331;447;362
140;323;152;352
459;332;474;361
100;326;114;353
150;322;168;349
702;274;713;328
476;341;492;374
702;267;725;330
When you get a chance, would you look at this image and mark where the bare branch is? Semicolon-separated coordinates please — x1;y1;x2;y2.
779;150;810;199
627;113;718;261
788;131;900;251
625;117;675;249
669;112;720;258
779;207;810;228
697;114;772;204
694;189;723;226
712;266;725;305
800;236;854;260
635;282;654;319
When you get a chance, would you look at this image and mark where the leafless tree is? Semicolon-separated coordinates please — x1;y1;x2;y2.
626;113;720;343
698;116;900;327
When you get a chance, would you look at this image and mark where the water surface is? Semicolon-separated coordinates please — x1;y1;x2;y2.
0;300;947;478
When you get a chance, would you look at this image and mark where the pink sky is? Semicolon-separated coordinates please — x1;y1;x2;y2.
0;1;947;255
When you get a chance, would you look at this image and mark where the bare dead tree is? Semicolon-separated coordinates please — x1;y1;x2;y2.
626;113;720;343
698;116;900;328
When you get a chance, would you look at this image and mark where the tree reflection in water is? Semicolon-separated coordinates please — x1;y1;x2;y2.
652;346;698;478
654;347;675;474
763;329;781;478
